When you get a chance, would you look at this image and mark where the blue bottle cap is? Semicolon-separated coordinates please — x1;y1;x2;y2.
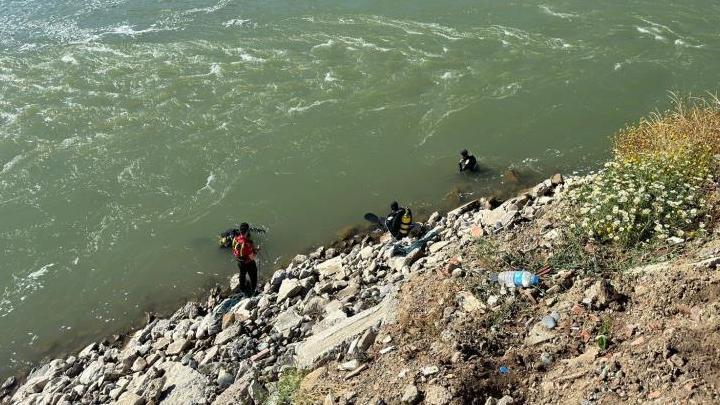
531;275;540;286
499;366;510;375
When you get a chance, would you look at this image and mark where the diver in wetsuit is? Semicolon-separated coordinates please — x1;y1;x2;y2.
386;201;413;240
458;149;478;172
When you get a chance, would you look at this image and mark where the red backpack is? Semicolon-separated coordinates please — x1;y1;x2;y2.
232;234;255;262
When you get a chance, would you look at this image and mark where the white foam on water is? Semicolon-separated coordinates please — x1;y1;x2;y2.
636;27;666;42
1;154;23;174
210;63;222;76
185;0;231;15
614;62;623;71
324;72;337;82
338;36;391;52
61;54;78;64
200;172;216;193
0;263;56;318
287;99;338;114
223;19;256;28
539;5;577;19
491;82;522;99
312;40;335;50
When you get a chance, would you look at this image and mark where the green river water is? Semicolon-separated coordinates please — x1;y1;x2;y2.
1;0;719;377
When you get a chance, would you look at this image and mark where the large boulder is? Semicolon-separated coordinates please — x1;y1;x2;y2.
277;279;304;303
316;257;344;279
160;362;210;404
274;309;303;338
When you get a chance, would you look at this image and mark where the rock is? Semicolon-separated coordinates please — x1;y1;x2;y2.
131;357;147;372
116;392;144;405
200;346;219;366
270;269;287;288
338;360;360;371
357;327;378;352
550;173;564;185
498;396;514;405
217;369;234;388
214;324;241;346
451;268;465;278
293;254;309;265
78;360;104;385
421;365;439;376
425;384;452;405
457;291;485;313
429;241;450;254
335;281;361;303
274;309;303;338
165;339;191;356
359;246;375;260
296;290;397;369
401;384;421;404
212;374;252;405
277;279;304;303
229;273;241;292
79;342;98;359
1;377;14;390
582;279;619;310
160;362;210;404
316;256;344;279
447;199;480;219
525;322;555;345
541;315;557;329
142;377;166;403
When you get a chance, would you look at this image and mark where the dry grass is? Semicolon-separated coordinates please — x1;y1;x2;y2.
613;95;720;168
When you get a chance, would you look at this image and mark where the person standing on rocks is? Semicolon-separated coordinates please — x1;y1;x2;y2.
458;149;478;172
232;222;258;296
386;201;413;240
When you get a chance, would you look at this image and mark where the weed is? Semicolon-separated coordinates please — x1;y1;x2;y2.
276;368;305;405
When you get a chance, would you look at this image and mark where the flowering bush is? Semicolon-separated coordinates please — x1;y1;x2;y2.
564;98;720;246
566;156;714;246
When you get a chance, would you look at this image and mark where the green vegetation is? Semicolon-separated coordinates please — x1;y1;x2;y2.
276;368;305;405
567;98;720;247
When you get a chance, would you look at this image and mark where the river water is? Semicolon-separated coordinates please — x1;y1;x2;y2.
1;0;719;376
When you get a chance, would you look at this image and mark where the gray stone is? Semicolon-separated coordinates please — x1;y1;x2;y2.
274;309;302;338
498;395;514;405
421;365;439;376
116;391;144;405
217;368;234;388
429;241;450;254
212;374;252;405
131;357;147;373
357;327;378;352
401;384;420;404
582;279;619;310
316;256;344;279
78;360;104;385
160;362;210;404
338;360;360;371
165;339;191;356
277;279;304;303
214;324;241;346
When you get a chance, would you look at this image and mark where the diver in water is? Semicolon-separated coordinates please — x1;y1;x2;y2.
458;149;478;172
386;201;413;240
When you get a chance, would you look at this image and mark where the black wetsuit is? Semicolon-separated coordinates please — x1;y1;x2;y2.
459;155;478;172
386;207;411;239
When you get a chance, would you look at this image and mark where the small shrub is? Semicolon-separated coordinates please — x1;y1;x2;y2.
277;368;305;405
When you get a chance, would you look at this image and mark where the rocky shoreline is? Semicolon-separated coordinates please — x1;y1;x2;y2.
2;174;569;405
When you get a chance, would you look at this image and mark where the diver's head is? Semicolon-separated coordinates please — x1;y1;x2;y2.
390;201;399;211
239;222;250;234
460;149;469;158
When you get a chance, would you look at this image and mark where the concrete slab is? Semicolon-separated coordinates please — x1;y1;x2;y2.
295;289;397;369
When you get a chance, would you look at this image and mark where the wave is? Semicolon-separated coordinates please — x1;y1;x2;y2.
287;99;338;114
539;5;578;19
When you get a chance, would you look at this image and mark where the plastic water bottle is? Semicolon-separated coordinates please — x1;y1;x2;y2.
490;270;540;288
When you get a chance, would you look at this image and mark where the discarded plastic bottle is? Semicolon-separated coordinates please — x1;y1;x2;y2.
490;270;540;288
